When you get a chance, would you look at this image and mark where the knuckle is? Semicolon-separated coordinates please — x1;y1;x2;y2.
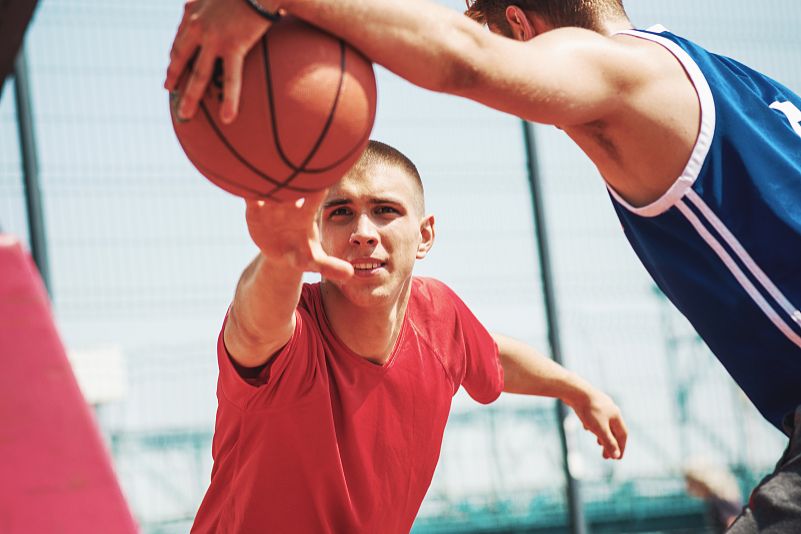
192;63;211;78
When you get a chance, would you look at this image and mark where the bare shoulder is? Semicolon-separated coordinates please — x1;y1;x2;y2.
563;31;702;206
608;31;694;85
533;28;651;74
536;27;688;86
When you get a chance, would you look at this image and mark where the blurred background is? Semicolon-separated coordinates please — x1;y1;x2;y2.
1;0;798;532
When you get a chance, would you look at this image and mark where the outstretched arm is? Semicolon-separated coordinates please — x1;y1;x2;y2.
493;333;628;460
166;0;644;126
225;193;353;368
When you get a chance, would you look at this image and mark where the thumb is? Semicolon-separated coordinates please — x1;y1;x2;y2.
316;255;354;281
310;243;353;281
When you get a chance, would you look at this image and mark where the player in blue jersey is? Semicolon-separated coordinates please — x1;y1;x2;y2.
166;0;801;530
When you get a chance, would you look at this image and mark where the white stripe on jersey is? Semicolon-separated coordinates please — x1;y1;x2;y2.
686;189;801;328
676;198;801;349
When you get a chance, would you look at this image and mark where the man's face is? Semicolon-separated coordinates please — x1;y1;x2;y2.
319;163;432;308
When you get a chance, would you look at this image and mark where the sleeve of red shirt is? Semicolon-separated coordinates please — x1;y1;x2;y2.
215;285;323;410
436;280;505;404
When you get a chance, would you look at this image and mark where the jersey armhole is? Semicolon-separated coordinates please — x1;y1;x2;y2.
607;28;716;217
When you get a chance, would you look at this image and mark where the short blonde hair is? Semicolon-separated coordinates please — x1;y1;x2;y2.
349;140;425;215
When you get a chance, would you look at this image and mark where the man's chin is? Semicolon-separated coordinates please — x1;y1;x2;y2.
343;285;392;308
324;274;411;309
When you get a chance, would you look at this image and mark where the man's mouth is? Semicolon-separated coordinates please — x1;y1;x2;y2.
350;259;387;273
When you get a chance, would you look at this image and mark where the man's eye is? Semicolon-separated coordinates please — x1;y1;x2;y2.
330;207;351;217
375;206;399;215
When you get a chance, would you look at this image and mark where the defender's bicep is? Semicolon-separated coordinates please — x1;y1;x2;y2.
456;28;646;126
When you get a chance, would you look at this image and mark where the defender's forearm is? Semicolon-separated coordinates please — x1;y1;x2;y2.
494;333;593;406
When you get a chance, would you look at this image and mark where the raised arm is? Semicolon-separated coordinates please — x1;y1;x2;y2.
224;193;353;368
283;0;641;126
166;0;644;126
493;332;628;460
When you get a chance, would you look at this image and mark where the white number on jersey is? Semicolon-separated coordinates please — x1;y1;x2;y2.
770;101;801;138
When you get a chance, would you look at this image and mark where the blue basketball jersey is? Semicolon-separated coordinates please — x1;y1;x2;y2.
608;26;801;431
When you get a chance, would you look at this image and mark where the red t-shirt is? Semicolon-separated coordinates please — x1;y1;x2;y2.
191;277;503;534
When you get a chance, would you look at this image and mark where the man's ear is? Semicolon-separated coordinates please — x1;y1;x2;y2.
417;214;435;260
505;6;536;41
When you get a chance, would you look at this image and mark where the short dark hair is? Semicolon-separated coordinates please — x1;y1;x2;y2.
465;0;627;32
350;140;425;214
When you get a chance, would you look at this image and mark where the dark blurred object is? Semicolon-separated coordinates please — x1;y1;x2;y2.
684;458;744;533
0;0;39;94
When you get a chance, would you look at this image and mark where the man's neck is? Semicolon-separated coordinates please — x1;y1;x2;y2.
597;16;634;36
320;279;413;366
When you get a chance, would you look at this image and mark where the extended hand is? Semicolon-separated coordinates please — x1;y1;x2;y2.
570;391;628;460
165;0;273;124
246;192;354;281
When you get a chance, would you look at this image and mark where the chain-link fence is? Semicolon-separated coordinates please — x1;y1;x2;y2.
2;0;798;531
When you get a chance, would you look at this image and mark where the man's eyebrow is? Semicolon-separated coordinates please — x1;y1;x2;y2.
323;196;405;208
369;197;404;205
322;198;351;209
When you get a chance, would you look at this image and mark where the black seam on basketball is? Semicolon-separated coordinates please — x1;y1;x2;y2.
285;45;373;174
285;39;347;176
262;34;299;171
181;127;311;198
171;107;268;196
198;100;318;191
262;33;345;181
262;35;348;197
193;101;320;194
300;47;375;172
263;41;371;174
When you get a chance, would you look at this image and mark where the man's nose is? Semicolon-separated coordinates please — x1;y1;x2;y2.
350;214;378;246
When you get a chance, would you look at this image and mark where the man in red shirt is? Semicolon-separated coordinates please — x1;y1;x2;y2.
191;140;627;533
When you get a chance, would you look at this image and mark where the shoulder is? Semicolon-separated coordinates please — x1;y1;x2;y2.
411;275;459;298
409;276;484;336
411;276;465;311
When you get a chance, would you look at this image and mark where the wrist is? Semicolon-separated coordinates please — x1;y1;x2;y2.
559;376;594;408
257;250;301;273
242;0;281;21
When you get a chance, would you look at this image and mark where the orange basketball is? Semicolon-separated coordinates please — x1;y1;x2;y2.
170;17;377;201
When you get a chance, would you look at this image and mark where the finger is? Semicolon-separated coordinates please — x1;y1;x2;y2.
316;255;354;281
165;19;198;91
220;50;245;124
310;246;353;281
596;423;620;460
611;417;628;458
173;7;193;40
178;45;218;120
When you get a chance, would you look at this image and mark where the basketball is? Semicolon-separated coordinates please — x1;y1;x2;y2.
170;17;377;201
